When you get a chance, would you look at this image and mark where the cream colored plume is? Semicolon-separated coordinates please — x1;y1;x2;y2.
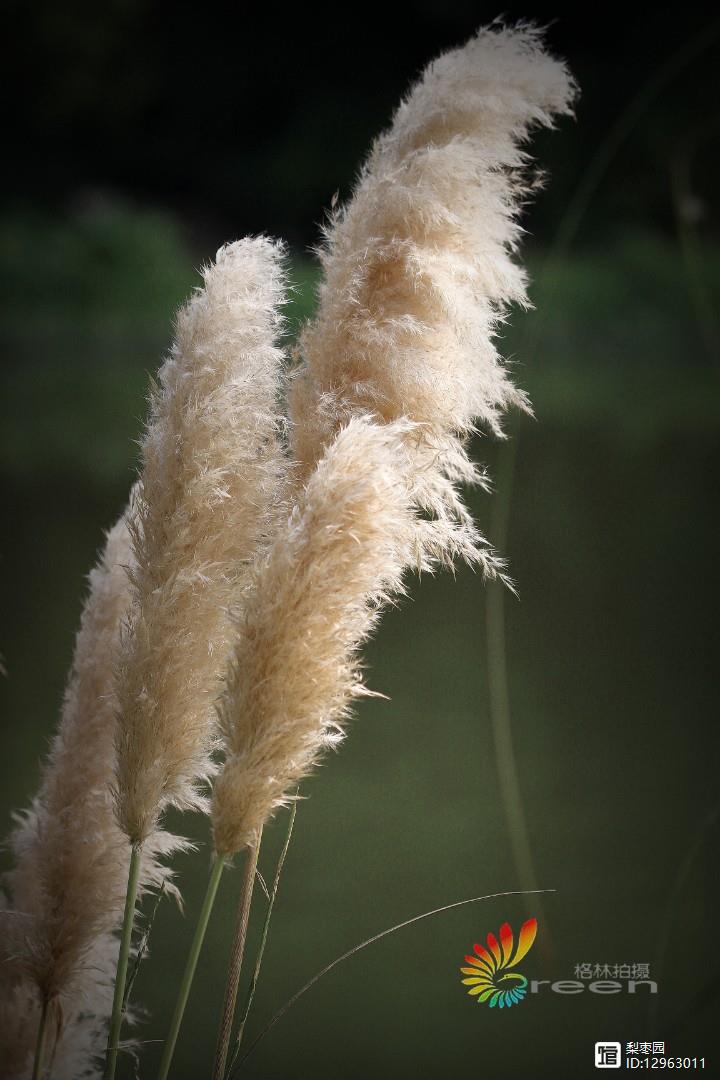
212;416;421;856
114;237;290;847
290;23;576;572
0;510;180;1080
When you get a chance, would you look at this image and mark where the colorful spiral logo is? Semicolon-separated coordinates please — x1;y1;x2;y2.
460;917;537;1008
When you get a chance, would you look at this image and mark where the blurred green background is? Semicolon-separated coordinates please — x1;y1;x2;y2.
1;5;719;1078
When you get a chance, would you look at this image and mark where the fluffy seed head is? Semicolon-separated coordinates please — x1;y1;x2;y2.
0;509;182;1079
114;237;290;844
211;417;421;856
290;23;576;570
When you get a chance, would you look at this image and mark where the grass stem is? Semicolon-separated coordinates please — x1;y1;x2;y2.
212;840;261;1080
485;440;543;921
30;996;49;1080
157;855;225;1080
104;843;142;1080
227;798;297;1076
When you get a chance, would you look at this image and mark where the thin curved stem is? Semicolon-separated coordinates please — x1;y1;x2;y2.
104;843;142;1080
485;440;546;941
212;840;261;1080
157;855;225;1080
649;804;719;1030
231;887;555;1073
669;133;720;368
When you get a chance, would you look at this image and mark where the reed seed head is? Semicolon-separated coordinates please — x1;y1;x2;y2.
211;416;422;856
113;237;290;845
290;23;577;574
0;510;183;1078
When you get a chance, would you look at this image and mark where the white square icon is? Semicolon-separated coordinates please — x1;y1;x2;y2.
595;1042;622;1068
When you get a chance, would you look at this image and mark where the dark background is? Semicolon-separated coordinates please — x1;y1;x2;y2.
1;5;719;1078
5;4;720;248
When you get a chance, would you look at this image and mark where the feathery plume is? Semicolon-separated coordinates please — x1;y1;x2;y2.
211;416;421;857
166;417;418;1080
289;23;577;571
0;509;178;1080
113;237;289;847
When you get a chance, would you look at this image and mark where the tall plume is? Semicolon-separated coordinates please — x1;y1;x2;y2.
114;237;290;847
211;417;421;856
0;509;178;1079
289;24;577;572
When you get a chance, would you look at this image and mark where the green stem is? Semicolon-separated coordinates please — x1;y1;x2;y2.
157;855;225;1080
31;996;49;1080
235;799;297;1054
104;843;142;1080
212;841;261;1080
485;443;541;900
484;442;553;965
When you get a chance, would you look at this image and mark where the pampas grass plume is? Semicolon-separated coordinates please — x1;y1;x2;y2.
0;510;177;1079
211;417;421;856
114;237;289;847
290;24;577;572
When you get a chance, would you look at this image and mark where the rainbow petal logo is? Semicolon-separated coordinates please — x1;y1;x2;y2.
460;918;538;1008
